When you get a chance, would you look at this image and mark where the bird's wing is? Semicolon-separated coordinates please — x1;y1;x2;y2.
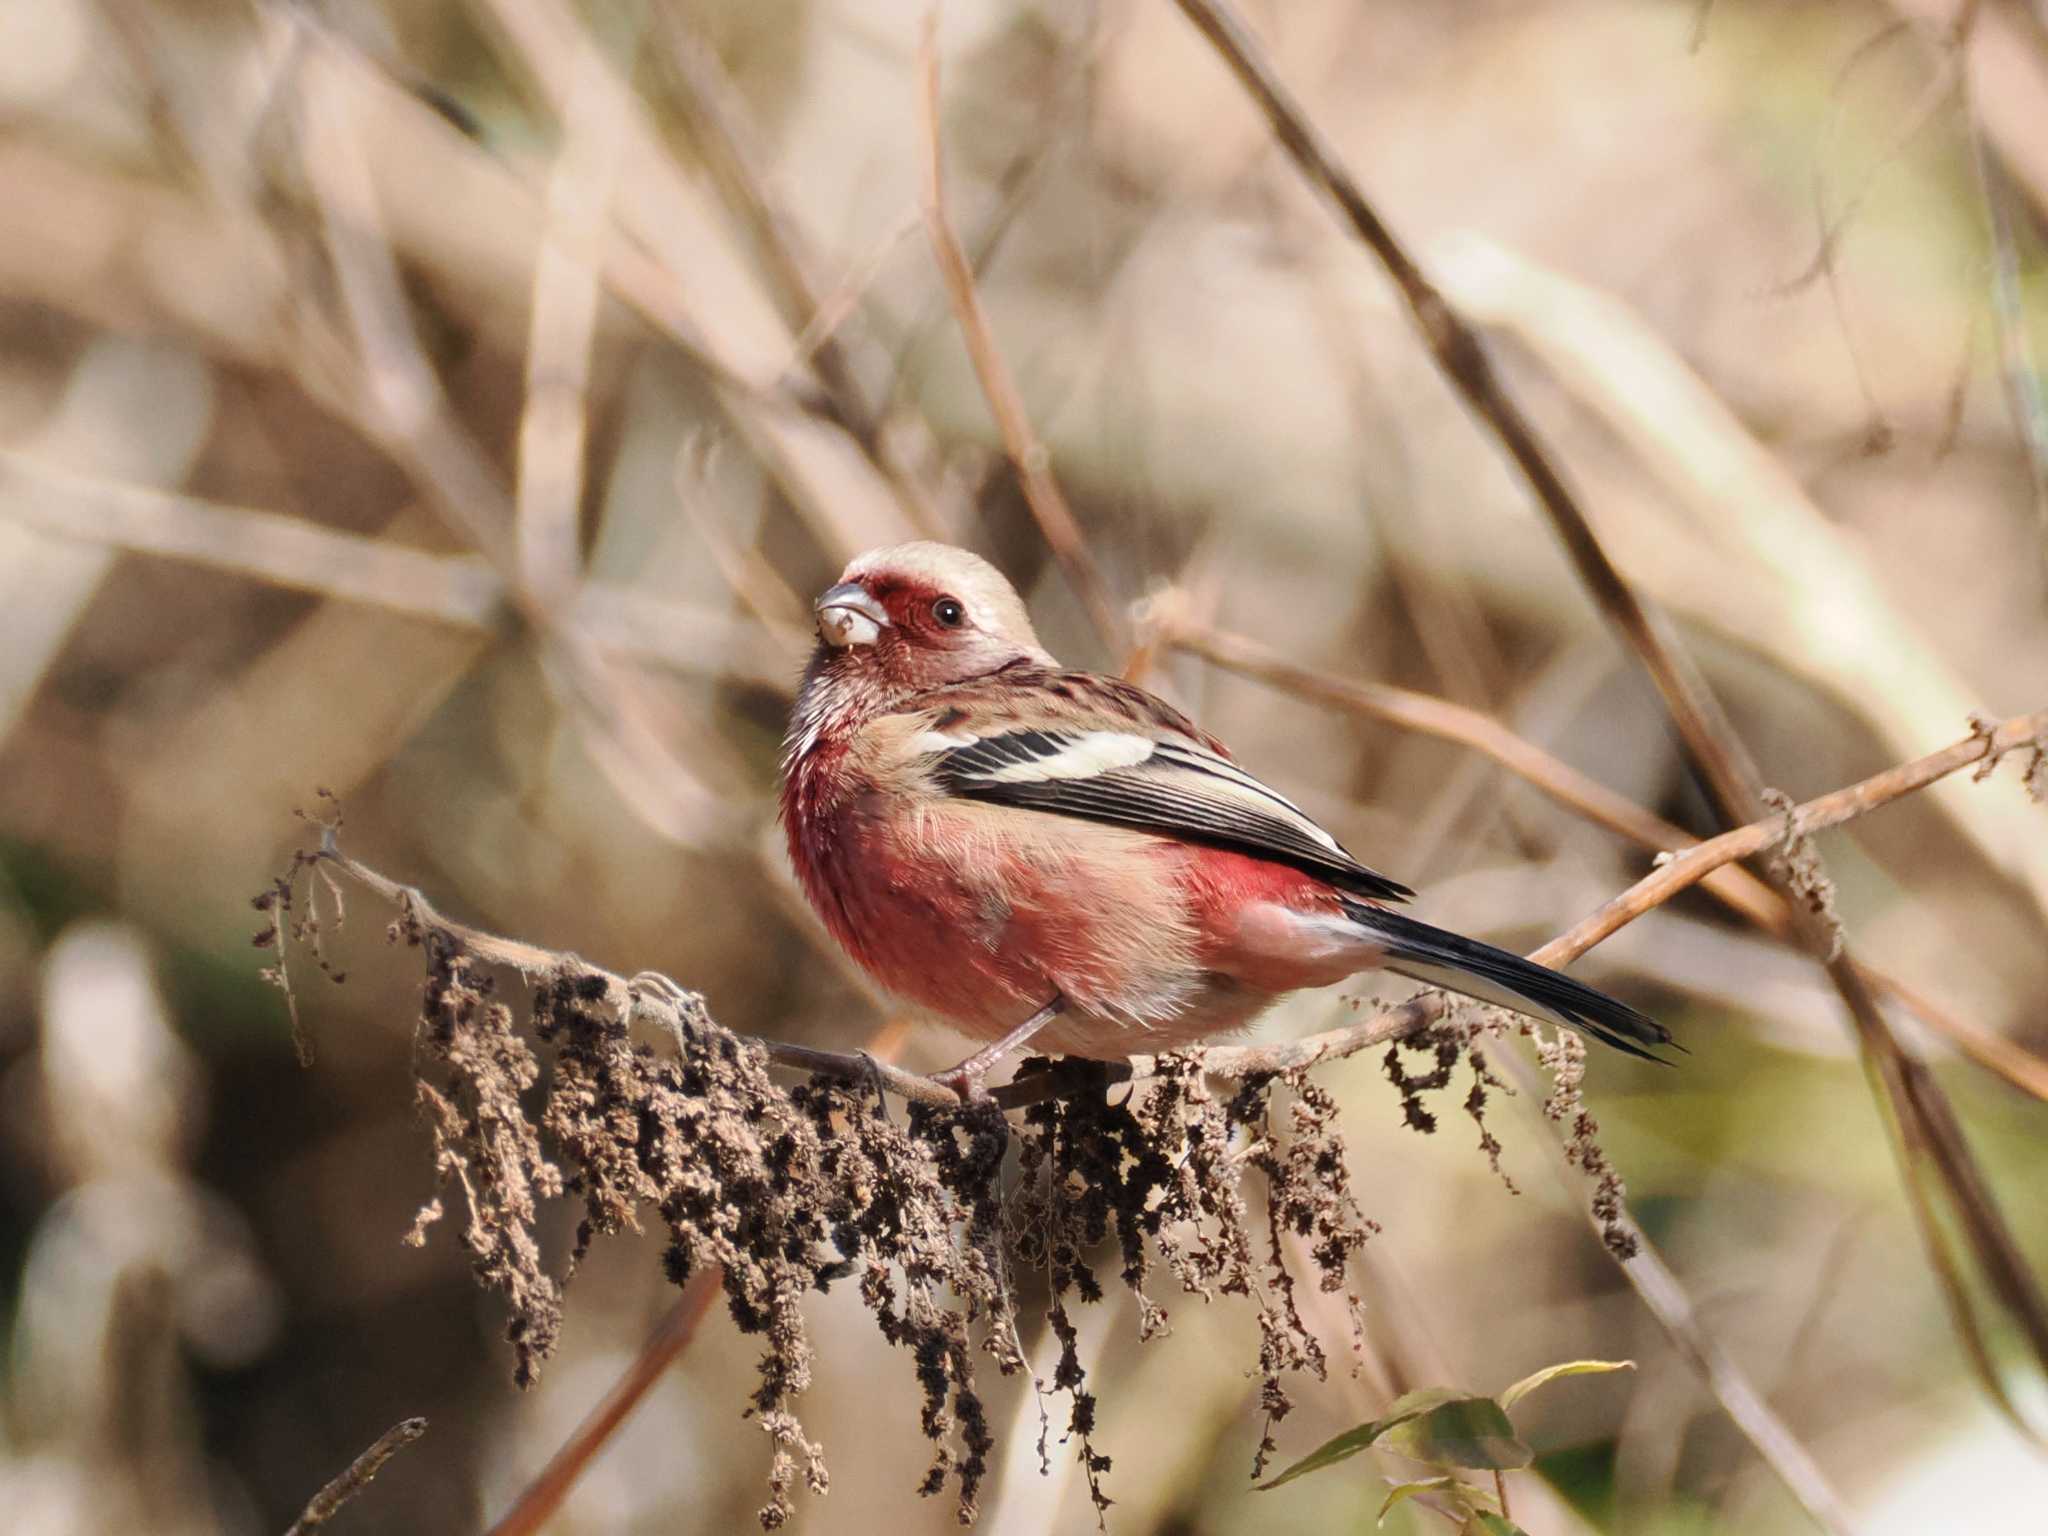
908;676;1413;902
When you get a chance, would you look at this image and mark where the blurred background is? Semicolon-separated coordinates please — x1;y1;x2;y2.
2;0;2046;1531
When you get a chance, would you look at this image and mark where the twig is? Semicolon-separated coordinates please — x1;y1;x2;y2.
0;451;790;687
1427;229;2048;921
1158;613;2048;1101
283;1416;428;1536
459;0;929;562
776;212;927;390
482;1273;721;1536
1538;708;2048;964
913;13;1125;654
1156;614;1739;892
1167;0;1760;811
1879;0;2048;216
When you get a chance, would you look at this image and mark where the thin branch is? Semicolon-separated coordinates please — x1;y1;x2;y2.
913;13;1125;654
1429;228;2048;920
1195;707;2046;1087
284;1416;428;1536
1157;612;2048;1101
776;213;927;391
481;1272;721;1536
1165;0;1761;816
1534;708;2048;964
1154;613;1734;891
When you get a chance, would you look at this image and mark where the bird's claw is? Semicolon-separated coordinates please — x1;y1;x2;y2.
852;1049;894;1117
926;1063;995;1106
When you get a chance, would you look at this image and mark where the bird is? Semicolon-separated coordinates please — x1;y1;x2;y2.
779;541;1673;1096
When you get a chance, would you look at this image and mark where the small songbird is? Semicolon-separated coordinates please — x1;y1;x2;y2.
780;542;1673;1094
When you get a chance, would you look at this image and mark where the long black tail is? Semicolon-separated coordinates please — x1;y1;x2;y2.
1341;900;1677;1064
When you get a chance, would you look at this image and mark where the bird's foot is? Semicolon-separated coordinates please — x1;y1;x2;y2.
852;1049;894;1117
927;994;1067;1104
926;1060;997;1105
625;970;707;1052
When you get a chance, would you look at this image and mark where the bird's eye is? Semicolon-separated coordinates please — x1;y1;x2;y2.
932;597;966;628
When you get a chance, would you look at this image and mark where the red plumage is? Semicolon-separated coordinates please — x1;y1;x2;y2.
781;541;1673;1085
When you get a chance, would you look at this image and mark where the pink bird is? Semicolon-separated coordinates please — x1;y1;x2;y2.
781;542;1672;1096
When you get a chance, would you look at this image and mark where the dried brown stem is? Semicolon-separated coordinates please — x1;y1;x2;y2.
1536;708;2048;962
1161;615;2048;1101
0;453;790;688
482;1273;720;1536
1166;0;1757;814
914;15;1125;653
514;20;626;600
283;1416;428;1536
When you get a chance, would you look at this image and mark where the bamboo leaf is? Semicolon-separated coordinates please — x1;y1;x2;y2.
1382;1395;1531;1470
1498;1359;1635;1413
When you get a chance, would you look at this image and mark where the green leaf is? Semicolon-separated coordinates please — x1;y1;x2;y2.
1381;1395;1532;1470
1378;1475;1487;1523
1256;1393;1447;1490
1498;1359;1635;1413
1459;1514;1530;1536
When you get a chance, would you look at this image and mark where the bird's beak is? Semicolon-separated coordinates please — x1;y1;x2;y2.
814;581;889;649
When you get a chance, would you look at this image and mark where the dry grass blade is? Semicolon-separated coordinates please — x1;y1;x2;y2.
514;18;629;599
289;22;731;844
0;452;788;686
1428;230;2048;922
463;0;927;560
652;13;947;535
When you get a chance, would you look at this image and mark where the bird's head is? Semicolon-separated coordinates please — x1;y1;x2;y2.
806;542;1053;700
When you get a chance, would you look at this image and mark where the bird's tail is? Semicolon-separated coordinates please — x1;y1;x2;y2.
1340;899;1677;1064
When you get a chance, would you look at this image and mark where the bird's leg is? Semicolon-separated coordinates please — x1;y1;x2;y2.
929;994;1067;1103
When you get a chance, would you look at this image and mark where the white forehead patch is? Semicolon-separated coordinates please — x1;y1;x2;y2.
839;541;1048;656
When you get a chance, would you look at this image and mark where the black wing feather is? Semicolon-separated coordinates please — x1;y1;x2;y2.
932;729;1414;903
